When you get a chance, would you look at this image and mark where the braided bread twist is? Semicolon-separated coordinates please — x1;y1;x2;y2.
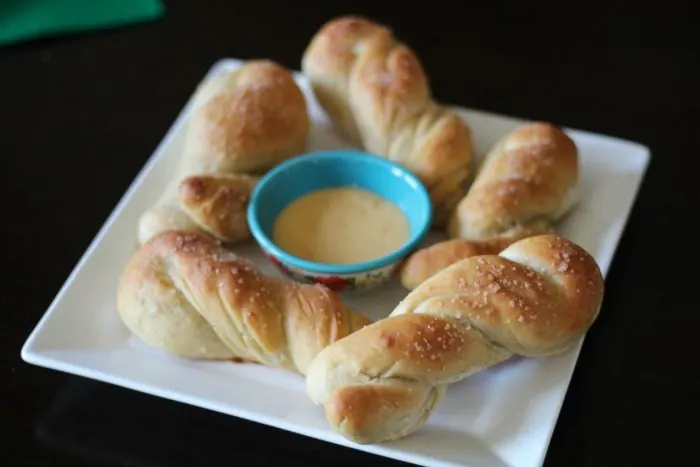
396;122;578;290
448;122;579;240
302;16;474;226
138;60;309;245
306;234;604;443
117;231;370;374
399;226;551;290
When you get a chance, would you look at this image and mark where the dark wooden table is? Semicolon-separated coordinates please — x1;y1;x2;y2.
2;1;698;466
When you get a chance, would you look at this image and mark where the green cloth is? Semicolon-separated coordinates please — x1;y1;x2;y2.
0;0;165;47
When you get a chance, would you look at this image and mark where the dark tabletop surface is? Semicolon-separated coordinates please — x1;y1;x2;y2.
2;1;698;466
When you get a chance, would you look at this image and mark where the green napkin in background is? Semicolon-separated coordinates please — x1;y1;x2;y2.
0;0;165;47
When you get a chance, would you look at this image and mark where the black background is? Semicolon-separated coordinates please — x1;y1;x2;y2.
2;1;698;466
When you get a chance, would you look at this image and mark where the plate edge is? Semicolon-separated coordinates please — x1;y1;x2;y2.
529;145;651;467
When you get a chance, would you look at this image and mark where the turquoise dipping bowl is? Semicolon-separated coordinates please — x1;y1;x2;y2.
247;149;433;292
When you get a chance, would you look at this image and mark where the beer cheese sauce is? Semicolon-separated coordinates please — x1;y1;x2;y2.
273;187;410;265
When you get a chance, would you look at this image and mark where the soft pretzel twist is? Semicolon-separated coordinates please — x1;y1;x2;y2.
302;16;474;226
138;60;310;245
117;231;371;375
448;122;578;240
400;122;577;290
306;234;604;443
399;226;552;290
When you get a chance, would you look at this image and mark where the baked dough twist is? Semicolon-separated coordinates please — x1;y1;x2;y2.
138;60;310;244
448;121;578;240
398;122;578;289
117;231;370;375
302;16;474;226
306;234;604;443
399;226;551;289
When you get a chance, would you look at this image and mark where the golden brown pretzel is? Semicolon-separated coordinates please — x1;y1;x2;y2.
449;122;578;240
398;122;579;289
306;235;604;443
117;231;371;375
398;226;552;289
302;16;474;226
138;60;309;244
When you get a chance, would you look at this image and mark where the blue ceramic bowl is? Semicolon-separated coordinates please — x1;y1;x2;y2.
247;149;433;292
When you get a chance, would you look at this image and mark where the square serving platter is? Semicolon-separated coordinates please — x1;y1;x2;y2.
22;58;650;467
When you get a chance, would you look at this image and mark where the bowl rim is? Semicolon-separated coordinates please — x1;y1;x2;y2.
246;149;433;275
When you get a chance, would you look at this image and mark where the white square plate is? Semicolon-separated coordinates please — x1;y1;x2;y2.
22;58;650;467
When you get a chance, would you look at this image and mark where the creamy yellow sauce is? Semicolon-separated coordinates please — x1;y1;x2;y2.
273;187;410;265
